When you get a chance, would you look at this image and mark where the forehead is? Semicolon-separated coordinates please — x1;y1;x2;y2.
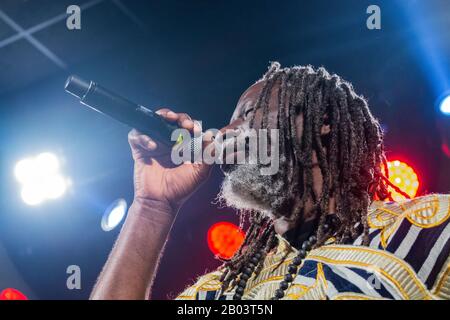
230;81;266;123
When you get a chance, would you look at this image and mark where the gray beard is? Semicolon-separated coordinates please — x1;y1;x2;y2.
217;163;288;218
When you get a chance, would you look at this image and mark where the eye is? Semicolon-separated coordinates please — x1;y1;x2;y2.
244;107;255;118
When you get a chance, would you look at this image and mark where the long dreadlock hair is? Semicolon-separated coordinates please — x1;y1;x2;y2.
219;62;398;292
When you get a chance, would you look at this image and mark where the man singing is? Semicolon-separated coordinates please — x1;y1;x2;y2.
90;63;450;300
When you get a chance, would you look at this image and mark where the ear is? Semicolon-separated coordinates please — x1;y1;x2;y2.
321;124;331;135
321;113;331;135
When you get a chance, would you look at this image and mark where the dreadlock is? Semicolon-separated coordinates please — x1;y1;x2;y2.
219;62;392;293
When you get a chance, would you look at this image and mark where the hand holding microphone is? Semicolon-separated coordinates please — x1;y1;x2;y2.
65;75;182;146
65;76;211;212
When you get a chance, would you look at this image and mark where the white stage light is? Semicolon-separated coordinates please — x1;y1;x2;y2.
101;199;127;231
14;152;69;206
14;158;35;184
35;152;60;175
439;95;450;115
21;183;45;206
42;175;67;199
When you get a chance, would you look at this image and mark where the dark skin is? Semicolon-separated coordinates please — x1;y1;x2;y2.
90;81;334;299
229;82;334;232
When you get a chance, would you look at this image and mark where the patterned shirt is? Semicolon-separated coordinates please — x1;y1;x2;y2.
176;194;450;300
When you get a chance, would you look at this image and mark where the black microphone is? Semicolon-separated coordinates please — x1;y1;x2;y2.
65;75;182;146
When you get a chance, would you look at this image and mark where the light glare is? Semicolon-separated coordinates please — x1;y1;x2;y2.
14;158;35;183
42;175;67;199
102;199;127;231
14;152;69;206
439;95;450;115
21;184;45;206
35;152;59;175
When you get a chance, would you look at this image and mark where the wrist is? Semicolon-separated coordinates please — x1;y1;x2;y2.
131;197;179;221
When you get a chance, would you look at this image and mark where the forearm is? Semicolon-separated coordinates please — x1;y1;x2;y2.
90;198;176;300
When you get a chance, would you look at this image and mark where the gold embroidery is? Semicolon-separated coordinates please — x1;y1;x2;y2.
308;245;435;300
368;194;450;248
176;196;450;300
175;271;222;300
332;293;388;300
284;262;328;300
432;256;450;299
406;195;450;228
246;275;284;292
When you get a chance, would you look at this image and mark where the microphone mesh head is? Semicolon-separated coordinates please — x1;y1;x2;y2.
190;135;203;163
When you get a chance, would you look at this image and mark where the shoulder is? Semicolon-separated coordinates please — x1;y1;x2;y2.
365;193;450;248
362;194;450;297
175;269;224;300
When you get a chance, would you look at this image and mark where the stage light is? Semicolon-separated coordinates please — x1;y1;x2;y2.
385;160;420;201
14;152;69;206
439;94;450;115
42;175;67;199
21;183;46;206
207;222;245;259
101;198;127;231
0;288;28;300
35;152;60;175
14;158;35;184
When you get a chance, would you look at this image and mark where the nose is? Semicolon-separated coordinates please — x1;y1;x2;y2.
216;118;247;168
220;117;244;135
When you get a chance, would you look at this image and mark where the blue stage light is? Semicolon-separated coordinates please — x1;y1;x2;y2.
439;94;450;115
101;198;127;231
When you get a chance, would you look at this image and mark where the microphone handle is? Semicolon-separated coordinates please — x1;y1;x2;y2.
82;82;179;146
66;76;180;146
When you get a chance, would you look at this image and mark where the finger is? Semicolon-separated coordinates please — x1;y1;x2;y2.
156;108;178;122
193;120;202;135
155;108;171;114
155;108;179;123
177;113;194;130
128;129;157;151
155;108;171;116
156;108;196;131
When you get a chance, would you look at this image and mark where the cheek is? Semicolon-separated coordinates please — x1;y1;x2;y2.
267;109;279;129
252;108;280;130
247;109;263;130
295;115;304;141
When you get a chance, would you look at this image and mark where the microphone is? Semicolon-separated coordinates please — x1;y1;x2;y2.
65;75;182;146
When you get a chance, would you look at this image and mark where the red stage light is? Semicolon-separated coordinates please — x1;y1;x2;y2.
207;222;245;259
385;160;419;201
0;288;28;300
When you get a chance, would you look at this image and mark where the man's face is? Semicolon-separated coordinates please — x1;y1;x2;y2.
217;81;306;217
221;81;304;167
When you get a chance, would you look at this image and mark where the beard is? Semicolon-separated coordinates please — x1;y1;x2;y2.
217;163;289;218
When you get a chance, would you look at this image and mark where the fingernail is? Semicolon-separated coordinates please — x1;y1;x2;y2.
193;121;202;134
182;119;194;127
167;111;177;117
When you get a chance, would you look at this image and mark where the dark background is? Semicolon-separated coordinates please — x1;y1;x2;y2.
0;0;449;300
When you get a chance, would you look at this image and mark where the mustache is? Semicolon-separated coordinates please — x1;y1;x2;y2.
215;164;275;217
